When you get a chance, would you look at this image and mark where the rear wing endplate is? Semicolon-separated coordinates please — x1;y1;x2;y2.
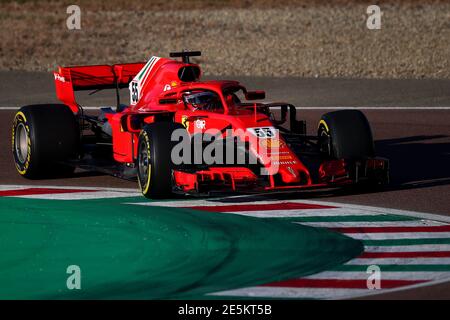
53;62;145;113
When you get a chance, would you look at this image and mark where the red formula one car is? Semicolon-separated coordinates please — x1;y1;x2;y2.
12;51;388;198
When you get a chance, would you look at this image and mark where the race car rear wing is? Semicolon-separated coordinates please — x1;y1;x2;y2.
54;62;145;113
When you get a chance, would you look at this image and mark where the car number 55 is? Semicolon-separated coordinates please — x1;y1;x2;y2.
248;127;277;138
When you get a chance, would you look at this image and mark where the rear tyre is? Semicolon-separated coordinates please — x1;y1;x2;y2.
137;122;185;199
318;110;374;159
12;104;79;179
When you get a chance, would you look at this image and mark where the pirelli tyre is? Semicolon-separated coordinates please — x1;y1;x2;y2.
137;122;185;198
318;110;375;159
12;104;79;179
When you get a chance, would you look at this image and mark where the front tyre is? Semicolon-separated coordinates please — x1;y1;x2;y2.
137;122;185;198
318;110;374;159
318;110;388;187
12;104;79;179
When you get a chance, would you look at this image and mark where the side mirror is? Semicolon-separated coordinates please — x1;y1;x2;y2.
245;90;266;100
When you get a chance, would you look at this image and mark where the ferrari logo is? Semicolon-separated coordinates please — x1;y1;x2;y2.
181;115;189;129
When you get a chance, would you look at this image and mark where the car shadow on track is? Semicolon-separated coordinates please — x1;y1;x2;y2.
376;134;450;188
208;134;450;202
33;169;108;180
326;134;450;199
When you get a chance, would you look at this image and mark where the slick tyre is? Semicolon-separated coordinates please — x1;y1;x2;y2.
12;104;79;179
137;122;185;199
318;110;375;159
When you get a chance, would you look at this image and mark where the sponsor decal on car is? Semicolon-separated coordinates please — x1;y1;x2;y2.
195;119;206;129
247;127;277;139
163;81;179;92
53;73;66;82
272;160;298;165
129;56;161;105
260;138;285;149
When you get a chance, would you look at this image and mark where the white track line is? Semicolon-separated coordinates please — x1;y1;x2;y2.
224;209;387;218
2;106;450;111
132;200;407;219
19;191;141;200
131;204;395;218
299;221;446;228
0;184;141;199
132;196;450;224
208;194;450;224
364;245;450;252
212;276;450;300
344;232;450;240
346;258;450;265
303;271;450;281
134;199;328;207
210;286;374;300
270;198;450;224
0;186;25;191
0;184;139;192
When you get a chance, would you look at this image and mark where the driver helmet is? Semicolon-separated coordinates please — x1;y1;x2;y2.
184;92;220;110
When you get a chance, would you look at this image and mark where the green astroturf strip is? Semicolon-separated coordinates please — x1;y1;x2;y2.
0;197;363;299
363;238;450;246
274;214;419;223
333;265;450;272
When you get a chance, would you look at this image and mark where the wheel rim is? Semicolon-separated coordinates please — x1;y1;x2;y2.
138;140;150;187
15;123;29;164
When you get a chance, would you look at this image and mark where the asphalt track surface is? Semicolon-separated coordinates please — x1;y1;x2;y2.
1;72;450;299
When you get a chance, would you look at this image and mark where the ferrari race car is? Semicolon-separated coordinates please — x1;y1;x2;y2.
12;51;389;198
